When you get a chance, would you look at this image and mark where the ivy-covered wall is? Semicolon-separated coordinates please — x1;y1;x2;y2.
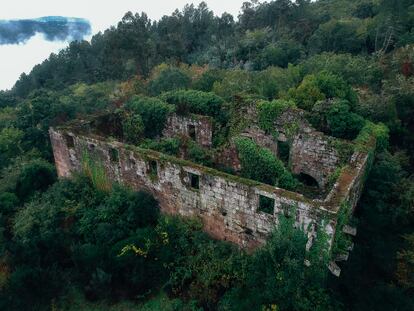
49;120;373;264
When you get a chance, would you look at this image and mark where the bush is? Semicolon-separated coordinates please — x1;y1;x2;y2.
219;215;333;311
288;71;357;111
234;138;297;190
140;138;181;156
300;53;383;88
354;121;390;152
125;96;175;138
257;99;296;134
326;100;365;139
160;90;225;122
122;113;144;145
212;70;255;101
254;40;303;69
15;159;57;202
193;69;225;92
186;140;213;167
149;67;191;96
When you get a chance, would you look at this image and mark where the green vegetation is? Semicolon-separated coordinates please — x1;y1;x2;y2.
235;137;297;190
257;99;296;134
124;96;175;138
0;0;413;310
160;90;224;120
122;113;144;145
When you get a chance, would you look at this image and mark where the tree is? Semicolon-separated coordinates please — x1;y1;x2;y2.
219;215;334;311
0;127;23;169
124;96;175;138
148;67;191;95
326;100;365;139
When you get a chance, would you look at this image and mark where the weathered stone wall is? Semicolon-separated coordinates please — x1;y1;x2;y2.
50;128;338;250
275;109;341;189
240;126;278;157
233;105;342;189
289;133;339;188
163;113;213;147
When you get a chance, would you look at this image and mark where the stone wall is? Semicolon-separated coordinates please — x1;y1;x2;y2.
240;126;278;157
230;105;342;189
50;128;339;250
163;113;213;147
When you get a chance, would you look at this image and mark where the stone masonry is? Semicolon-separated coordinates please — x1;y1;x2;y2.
163;113;213;147
50;115;372;261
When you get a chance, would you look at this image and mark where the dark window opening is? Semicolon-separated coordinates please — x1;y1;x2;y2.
188;124;196;140
189;173;200;190
244;228;253;235
278;141;290;164
258;195;275;215
64;134;75;148
109;148;119;162
149;160;158;176
129;158;136;167
298;173;319;188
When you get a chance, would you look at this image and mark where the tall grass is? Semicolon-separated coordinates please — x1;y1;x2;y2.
81;149;112;192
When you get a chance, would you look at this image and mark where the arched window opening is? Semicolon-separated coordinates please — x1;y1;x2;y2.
298;173;319;188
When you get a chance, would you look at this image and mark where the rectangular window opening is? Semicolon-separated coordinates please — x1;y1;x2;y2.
189;173;200;190
277;141;290;164
64;134;75;148
258;195;275;215
188;124;196;141
109;148;119;162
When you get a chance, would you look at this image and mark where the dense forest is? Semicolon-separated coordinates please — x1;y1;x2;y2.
0;0;413;310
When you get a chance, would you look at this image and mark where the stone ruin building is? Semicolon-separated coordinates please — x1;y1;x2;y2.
50;102;377;276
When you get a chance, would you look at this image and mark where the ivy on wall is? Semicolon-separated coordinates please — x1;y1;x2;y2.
234;137;297;190
257;99;296;135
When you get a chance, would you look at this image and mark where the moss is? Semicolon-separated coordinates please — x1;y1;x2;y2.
354;121;389;153
257;99;296;134
331;201;353;257
328;138;355;165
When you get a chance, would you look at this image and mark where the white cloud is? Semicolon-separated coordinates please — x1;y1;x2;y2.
0;0;245;90
0;34;68;90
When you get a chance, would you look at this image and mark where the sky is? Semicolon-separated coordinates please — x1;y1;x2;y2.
0;0;246;91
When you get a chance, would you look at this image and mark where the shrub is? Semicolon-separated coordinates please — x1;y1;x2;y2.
234;138;297;190
300;53;383;88
287;71;357;111
219;215;333;311
257;100;296;134
254;40;303;69
140;138;181;156
15;159;57;202
125;96;175;138
186;140;213;167
354;121;389;152
148;67;191;96
122;113;144;145
326;100;365;139
212;70;255;101
160;90;224;120
193;69;225;92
